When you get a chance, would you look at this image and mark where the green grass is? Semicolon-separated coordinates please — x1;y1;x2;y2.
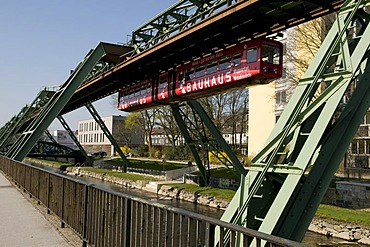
193;167;240;179
316;204;370;227
81;167;160;182
169;183;236;200
107;158;188;171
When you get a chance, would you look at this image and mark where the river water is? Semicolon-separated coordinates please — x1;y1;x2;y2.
29;162;368;246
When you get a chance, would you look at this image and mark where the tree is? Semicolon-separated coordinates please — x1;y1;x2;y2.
155;106;182;147
141;109;158;157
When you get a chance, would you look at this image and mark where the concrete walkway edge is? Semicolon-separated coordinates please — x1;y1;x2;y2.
0;172;71;247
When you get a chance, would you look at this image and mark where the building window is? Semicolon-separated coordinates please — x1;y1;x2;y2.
358;126;369;137
365;112;370;125
276;90;287;104
282;67;287;79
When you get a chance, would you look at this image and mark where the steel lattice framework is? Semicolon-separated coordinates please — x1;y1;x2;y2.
131;0;236;52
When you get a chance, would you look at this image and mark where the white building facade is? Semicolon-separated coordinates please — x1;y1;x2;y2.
77;115;144;156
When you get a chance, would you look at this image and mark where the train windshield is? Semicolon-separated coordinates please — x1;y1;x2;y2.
261;44;280;65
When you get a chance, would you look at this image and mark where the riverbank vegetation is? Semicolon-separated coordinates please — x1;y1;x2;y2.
316;204;370;227
169;183;236;200
82;167;160;182
106;158;188;171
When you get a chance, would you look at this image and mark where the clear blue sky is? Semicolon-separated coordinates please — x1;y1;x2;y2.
0;0;175;130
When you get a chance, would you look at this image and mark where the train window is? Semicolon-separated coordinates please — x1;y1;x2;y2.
134;87;140;97
246;47;257;63
206;61;217;75
159;77;167;89
129;88;134;98
185;68;194;81
233;52;242;66
147;82;151;93
140;84;146;95
195;65;205;78
123;91;129;100
219;55;231;71
261;45;280;65
178;71;185;84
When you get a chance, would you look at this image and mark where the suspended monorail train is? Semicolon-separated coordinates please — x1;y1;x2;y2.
118;38;283;112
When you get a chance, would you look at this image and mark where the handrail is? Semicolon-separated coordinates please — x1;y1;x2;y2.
0;155;304;246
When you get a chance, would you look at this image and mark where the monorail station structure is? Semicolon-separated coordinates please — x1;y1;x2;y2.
1;0;370;246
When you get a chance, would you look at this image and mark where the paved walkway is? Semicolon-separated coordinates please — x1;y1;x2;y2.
0;172;70;247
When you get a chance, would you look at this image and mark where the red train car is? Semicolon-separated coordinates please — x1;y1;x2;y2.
118;38;283;112
117;78;154;111
173;38;282;99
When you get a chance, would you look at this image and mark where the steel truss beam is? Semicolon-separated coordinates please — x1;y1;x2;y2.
131;0;236;52
85;103;129;171
171;100;246;185
4;43;113;161
219;0;370;245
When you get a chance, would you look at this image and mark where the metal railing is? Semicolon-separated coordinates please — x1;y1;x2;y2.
0;156;304;247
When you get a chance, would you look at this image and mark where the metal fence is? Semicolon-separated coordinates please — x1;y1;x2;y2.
0;156;303;247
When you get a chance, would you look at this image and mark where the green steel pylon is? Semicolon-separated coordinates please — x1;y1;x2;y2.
5;43;115;161
57;115;89;160
85;103;130;171
219;0;370;245
171;101;246;185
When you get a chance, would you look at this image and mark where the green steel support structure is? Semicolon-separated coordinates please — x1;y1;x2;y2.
171;101;247;185
57;115;89;162
171;103;210;184
0;89;56;152
5;43;111;162
85;103;129;171
218;0;370;244
44;130;58;144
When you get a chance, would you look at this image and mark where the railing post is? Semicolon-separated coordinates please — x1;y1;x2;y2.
60;177;65;228
47;173;51;214
37;170;41;205
123;198;131;247
82;184;90;247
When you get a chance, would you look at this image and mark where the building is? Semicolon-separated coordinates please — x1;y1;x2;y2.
77;115;144;156
222;128;248;155
150;127;185;146
149;125;248;154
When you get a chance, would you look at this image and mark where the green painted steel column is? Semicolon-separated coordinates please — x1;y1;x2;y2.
85;103;129;171
57;115;90;162
188;100;247;176
171;103;209;184
6;43;107;161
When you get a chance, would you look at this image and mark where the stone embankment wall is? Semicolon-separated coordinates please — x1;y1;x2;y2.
309;217;370;245
70;167;149;189
158;185;230;210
